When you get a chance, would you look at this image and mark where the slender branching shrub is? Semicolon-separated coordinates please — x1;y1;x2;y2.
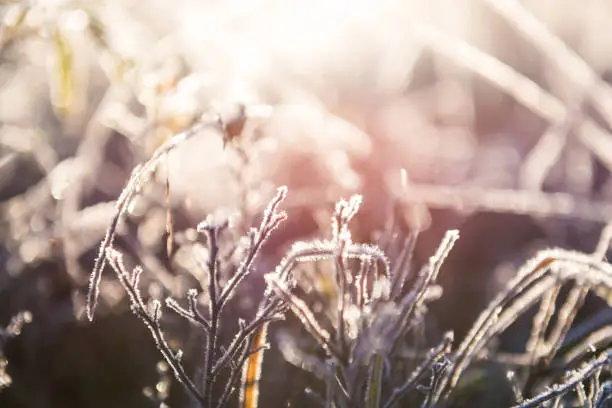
89;181;288;407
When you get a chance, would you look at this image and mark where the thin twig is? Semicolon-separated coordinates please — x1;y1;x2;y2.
383;332;453;408
515;349;612;408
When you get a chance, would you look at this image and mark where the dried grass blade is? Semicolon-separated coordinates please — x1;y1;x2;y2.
240;323;268;408
366;354;384;408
